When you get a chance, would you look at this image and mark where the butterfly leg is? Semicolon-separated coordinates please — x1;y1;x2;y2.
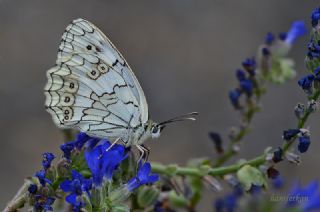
106;137;122;152
136;145;145;166
140;144;150;161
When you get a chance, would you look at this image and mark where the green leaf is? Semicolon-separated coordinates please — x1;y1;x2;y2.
168;190;189;208
110;203;130;212
269;57;296;84
236;165;267;191
137;186;160;208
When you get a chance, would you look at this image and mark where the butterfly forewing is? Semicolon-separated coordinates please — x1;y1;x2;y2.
45;18;149;140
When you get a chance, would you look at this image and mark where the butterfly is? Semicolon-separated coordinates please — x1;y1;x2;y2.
44;18;197;159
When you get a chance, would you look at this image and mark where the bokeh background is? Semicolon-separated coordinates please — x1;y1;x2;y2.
0;0;319;210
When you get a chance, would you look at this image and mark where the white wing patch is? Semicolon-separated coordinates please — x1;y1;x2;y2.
45;18;148;141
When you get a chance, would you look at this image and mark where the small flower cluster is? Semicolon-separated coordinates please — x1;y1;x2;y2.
298;67;320;94
229;58;257;109
282;129;311;153
27;153;55;211
26;132;159;211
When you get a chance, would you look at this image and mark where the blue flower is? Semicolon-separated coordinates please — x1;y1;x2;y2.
214;194;237;212
314;66;320;76
42;152;55;170
262;47;270;56
60;142;75;160
287;181;320;211
265;32;275;45
239;79;253;95
236;69;246;81
249;184;262;194
126;162;159;192
311;7;320;28
229;89;241;108
35;170;52;186
279;32;287;41
283;129;301;140
272;175;284;189
28;184;38;194
60;170;92;210
298;135;311;153
298;74;315;93
307;42;320;59
242;58;256;75
60;132;93;159
272;147;283;163
85;140;127;186
34;195;55;212
284;21;307;45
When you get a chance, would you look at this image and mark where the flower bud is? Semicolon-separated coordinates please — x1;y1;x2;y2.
294;103;305;119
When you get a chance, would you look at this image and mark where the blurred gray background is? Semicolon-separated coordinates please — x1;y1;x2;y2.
0;0;319;210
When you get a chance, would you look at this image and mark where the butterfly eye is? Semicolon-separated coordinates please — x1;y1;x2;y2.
98;63;109;73
87;69;100;80
152;126;159;134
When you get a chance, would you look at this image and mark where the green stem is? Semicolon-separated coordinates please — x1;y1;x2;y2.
151;155;266;177
283;89;320;152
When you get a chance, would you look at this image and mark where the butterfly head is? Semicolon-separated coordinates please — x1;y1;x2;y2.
148;112;199;139
150;123;165;139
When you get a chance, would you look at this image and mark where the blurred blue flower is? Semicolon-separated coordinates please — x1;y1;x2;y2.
35;170;52;186
298;135;311;153
272;175;284;189
272;147;283;163
285;21;307;45
283;129;301;140
42;152;55;170
240;79;253;95
298;74;315;93
311;7;320;28
242;58;256;75
265;32;275;45
60;170;92;210
34;195;55;212
85;140;127;186
314;66;320;76
287;181;320;211
126;162;159;192
307;42;320;59
229;89;241;108
262;47;270;56
279;32;287;41
236;69;246;81
214;194;237;212
28;184;38;194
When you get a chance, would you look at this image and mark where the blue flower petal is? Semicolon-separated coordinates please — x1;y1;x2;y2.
66;193;78;205
285;21;307;45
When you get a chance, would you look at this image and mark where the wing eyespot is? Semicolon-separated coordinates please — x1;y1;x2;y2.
64;80;79;93
60;93;75;106
98;63;109;74
87;69;100;79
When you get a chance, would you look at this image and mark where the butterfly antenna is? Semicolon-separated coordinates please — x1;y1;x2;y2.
158;112;199;126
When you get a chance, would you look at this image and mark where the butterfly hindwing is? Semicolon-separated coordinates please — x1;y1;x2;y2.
45;18;148;140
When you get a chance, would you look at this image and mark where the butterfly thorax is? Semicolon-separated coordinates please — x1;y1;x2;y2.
123;120;160;146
